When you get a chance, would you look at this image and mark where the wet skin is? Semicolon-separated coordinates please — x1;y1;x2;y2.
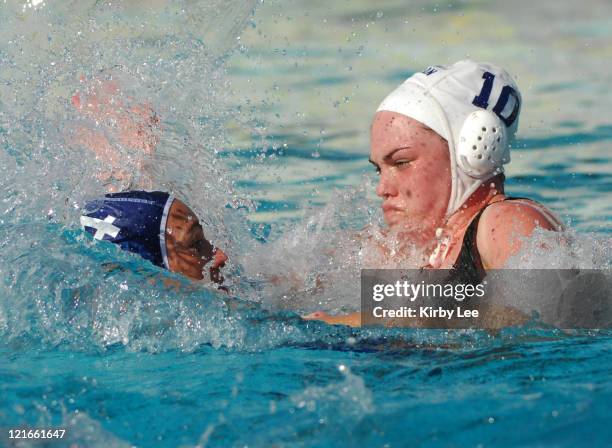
369;111;561;268
369;111;451;246
304;111;562;328
72;77;228;285
165;199;228;283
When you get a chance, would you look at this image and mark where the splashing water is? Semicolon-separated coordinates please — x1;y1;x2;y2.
0;0;264;352
0;0;610;351
0;0;257;248
291;364;374;427
1;1;612;447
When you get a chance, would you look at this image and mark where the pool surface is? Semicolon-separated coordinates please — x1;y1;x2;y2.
0;1;611;447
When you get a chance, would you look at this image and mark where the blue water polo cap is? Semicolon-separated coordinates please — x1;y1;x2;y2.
80;191;175;269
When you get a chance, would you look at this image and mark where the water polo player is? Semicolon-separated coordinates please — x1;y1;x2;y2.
73;75;228;284
307;60;563;327
80;191;228;283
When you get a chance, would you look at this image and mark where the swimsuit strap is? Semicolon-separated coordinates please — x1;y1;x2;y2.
452;210;486;283
450;195;507;280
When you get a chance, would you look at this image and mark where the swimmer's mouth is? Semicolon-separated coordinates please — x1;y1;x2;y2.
210;266;225;288
382;204;402;213
209;248;228;290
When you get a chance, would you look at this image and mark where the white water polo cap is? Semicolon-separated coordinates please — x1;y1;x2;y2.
376;60;522;216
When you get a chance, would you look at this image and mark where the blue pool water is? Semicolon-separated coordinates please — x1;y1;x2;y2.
1;332;611;447
1;1;611;447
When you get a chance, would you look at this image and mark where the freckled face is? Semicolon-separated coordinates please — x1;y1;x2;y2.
165;199;228;283
370;111;451;236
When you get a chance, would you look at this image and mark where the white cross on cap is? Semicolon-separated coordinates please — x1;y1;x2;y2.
80;215;121;240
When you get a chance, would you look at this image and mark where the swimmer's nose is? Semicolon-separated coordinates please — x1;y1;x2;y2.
375;170;397;199
212;248;228;269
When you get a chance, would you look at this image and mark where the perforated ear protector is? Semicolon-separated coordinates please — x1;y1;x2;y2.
456;110;510;178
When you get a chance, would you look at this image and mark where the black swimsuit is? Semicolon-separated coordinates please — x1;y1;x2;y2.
450;197;540;285
451;210;487;284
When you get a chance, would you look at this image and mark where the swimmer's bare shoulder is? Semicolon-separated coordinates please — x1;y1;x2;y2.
476;199;563;269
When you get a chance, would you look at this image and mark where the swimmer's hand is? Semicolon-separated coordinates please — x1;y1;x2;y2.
476;304;530;330
302;311;361;327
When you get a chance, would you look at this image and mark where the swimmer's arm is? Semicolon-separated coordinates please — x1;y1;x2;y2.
303;306;529;330
71;81;159;191
476;201;561;269
303;311;361;327
302;311;440;328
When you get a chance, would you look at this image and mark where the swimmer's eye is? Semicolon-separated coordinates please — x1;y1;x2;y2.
189;223;204;241
394;159;412;167
180;223;205;249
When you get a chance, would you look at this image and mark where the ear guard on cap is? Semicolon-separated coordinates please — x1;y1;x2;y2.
456;110;510;178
